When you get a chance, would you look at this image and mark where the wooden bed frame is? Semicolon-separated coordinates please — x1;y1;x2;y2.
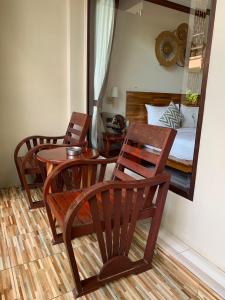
125;91;197;174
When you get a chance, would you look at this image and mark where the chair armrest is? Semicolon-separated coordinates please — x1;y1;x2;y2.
62;172;171;239
21;143;61;170
43;156;118;200
21;139;89;167
14;135;65;161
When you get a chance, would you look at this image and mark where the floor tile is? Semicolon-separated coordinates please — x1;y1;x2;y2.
0;199;13;219
0;189;14;219
2;207;50;238
29;188;43;203
53;293;73;300
0;235;11;271
12;252;73;300
0;187;223;300
1;187;27;209
6;231;64;267
0;268;18;300
53;288;119;300
71;234;97;249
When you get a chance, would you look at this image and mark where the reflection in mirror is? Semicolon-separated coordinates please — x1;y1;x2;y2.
87;0;216;200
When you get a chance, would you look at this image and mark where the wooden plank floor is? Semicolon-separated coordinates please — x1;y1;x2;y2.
0;187;222;300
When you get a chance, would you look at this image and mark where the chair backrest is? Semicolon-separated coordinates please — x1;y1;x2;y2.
45;157;116;193
63;112;91;145
113;123;176;181
49;123;175;199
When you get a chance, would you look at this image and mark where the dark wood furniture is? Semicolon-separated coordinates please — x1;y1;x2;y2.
43;123;176;297
102;132;125;158
126;91;181;124
14;112;91;209
68;175;170;297
37;147;99;176
145;0;210;16
126;91;198;174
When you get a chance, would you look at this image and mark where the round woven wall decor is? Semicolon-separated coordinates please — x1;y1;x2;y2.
155;31;178;67
177;45;186;67
176;23;189;44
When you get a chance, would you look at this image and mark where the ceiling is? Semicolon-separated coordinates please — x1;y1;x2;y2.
162;0;211;9
170;0;192;7
120;0;211;12
119;0;191;11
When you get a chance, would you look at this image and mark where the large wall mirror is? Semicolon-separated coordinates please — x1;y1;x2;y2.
87;0;217;200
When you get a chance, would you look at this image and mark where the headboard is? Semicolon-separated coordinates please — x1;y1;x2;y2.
125;91;199;124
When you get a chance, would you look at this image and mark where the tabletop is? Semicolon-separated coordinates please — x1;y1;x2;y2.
37;147;99;165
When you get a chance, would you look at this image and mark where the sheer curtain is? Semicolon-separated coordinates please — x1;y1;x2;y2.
181;0;209;96
91;0;115;149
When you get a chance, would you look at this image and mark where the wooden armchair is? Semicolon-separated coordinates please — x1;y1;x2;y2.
65;174;170;297
43;123;176;297
14;112;90;209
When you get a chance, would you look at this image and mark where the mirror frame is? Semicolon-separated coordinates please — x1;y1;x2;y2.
185;0;217;200
86;0;217;201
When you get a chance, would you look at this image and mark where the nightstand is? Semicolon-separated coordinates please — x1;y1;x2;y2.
102;132;125;158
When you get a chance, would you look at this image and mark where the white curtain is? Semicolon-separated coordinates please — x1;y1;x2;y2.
181;0;208;95
91;0;115;149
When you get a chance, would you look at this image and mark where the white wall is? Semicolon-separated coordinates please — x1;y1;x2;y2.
162;0;225;271
0;0;87;187
69;0;87;114
0;0;69;187
103;2;188;115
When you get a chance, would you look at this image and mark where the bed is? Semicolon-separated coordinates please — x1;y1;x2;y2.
125;91;198;174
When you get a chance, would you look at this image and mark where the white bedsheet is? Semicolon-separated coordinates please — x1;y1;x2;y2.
170;128;196;160
146;128;196;161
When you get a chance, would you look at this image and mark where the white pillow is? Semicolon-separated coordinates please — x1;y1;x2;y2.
145;103;179;126
181;104;199;128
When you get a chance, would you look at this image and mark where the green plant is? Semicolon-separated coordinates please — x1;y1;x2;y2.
186;89;198;104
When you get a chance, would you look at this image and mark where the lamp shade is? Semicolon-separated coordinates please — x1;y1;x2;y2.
119;0;143;15
111;86;119;98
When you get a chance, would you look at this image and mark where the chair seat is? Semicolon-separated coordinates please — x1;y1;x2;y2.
47;189;155;232
17;156;41;174
47;191;92;228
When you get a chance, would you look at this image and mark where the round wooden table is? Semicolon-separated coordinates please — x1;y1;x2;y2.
37;147;99;176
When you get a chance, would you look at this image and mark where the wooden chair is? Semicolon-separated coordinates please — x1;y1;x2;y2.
65;175;170;297
14;112;90;209
43;123;176;297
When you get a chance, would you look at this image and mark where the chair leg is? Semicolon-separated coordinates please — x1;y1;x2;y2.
144;181;168;263
22;173;44;209
45;202;63;244
64;237;83;297
15;159;25;190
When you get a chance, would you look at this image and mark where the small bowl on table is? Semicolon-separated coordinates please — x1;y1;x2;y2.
66;146;82;158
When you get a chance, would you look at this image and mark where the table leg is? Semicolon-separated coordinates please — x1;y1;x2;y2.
46;162;54;193
46;162;54;176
